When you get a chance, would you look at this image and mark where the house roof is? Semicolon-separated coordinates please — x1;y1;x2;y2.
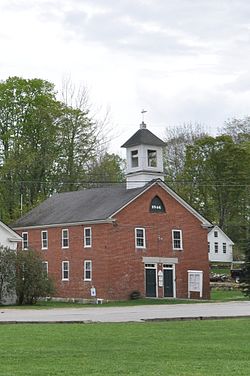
12;184;147;228
12;180;212;230
121;127;166;148
208;225;234;245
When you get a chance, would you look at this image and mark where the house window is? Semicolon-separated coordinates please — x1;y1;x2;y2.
214;242;218;253
42;261;48;275
214;231;218;237
223;243;227;253
62;229;69;248
172;230;183;250
84;227;92;248
84;260;92;281
131;150;138;167
147;149;157;167
41;230;48;250
208;242;210;253
135;228;146;248
150;196;165;213
22;232;28;250
62;261;69;280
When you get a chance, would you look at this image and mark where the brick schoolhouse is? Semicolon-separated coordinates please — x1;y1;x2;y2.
12;122;212;300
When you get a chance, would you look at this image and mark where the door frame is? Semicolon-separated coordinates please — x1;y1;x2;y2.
163;264;176;298
144;263;158;298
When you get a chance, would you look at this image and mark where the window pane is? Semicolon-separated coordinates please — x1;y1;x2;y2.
131;150;138;167
147;150;157;167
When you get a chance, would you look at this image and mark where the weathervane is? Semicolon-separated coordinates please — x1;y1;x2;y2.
140;109;147;129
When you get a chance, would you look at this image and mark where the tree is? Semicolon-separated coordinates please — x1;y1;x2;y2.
240;239;250;297
87;153;125;187
164;123;207;190
180;135;250;249
221;117;250;143
0;246;16;304
16;249;54;305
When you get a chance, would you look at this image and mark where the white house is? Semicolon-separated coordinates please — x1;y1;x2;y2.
0;220;22;250
208;225;234;263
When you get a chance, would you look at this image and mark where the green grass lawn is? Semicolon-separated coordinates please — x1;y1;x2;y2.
0;320;249;375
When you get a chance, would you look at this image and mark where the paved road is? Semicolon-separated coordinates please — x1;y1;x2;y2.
0;301;249;323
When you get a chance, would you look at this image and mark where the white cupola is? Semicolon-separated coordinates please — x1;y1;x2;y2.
121;121;166;189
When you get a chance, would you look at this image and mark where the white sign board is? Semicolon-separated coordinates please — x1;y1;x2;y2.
188;270;203;298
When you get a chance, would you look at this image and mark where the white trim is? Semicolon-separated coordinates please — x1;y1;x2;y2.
84;260;92;281
41;230;48;250
13;219;115;231
84;227;92;248
110;180;212;228
135;227;146;249
143;257;178;264
172;229;183;250
0;221;22;241
22;232;28;250
62;261;69;281
62;229;69;249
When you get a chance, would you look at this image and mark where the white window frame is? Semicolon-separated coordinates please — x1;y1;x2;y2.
135;228;146;249
62;229;69;249
84;227;92;248
131;150;139;167
147;149;157;167
214;242;218;253
84;260;92;281
172;229;183;250
62;261;69;281
42;261;48;275
223;243;227;254
22;232;28;250
41;230;48;250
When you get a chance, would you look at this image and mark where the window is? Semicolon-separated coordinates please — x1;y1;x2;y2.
84;227;92;248
172;230;183;250
214;231;218;237
135;228;146;248
208;242;210;253
41;230;48;249
150;196;165;213
131;150;138;167
22;232;28;250
62;261;69;280
214;242;218;253
84;260;92;281
223;243;227;253
147;149;157;167
42;261;48;275
62;229;69;248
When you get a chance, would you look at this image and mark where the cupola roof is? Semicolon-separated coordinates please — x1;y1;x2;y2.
121;123;166;148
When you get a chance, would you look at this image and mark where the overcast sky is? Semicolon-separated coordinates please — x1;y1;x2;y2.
1;0;250;154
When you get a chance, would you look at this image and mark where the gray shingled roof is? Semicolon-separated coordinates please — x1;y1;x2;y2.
12;184;147;228
121;127;166;148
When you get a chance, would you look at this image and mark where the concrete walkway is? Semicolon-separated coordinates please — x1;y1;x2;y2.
0;301;250;323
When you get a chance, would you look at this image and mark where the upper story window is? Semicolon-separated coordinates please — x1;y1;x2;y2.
214;242;218;253
131;150;139;167
208;242;210;253
22;232;28;250
150;196;165;213
62;261;69;280
41;230;48;250
214;231;218;237
147;150;157;167
62;229;69;249
172;230;183;250
84;227;92;248
223;243;227;253
135;228;146;248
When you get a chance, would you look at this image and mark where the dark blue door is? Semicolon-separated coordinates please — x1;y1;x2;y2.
146;269;156;297
164;269;174;297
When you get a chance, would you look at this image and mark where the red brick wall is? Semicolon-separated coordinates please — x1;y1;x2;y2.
16;184;210;300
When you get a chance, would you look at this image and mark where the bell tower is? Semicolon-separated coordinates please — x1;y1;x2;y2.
121;121;166;189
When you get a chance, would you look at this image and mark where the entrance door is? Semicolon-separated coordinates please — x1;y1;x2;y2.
163;268;174;297
145;267;156;297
